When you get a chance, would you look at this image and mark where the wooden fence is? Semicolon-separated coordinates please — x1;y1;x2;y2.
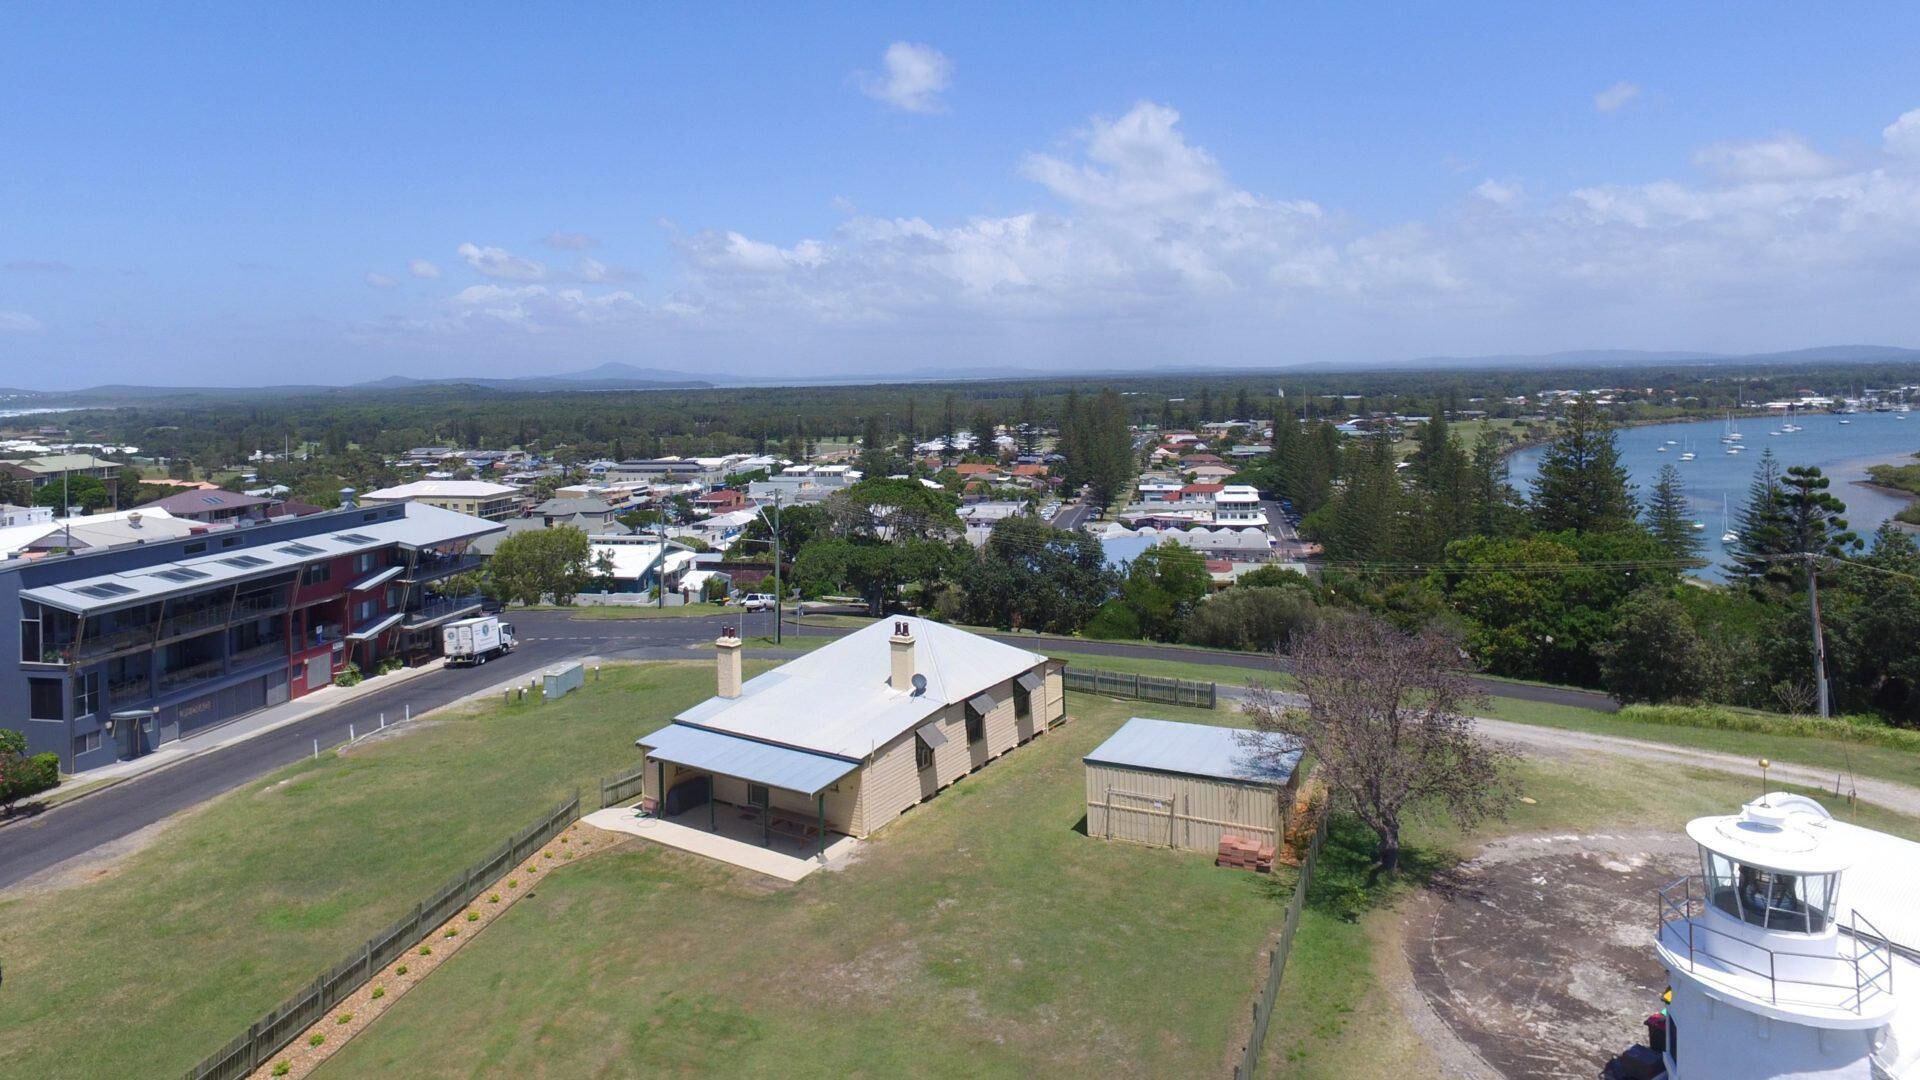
600;761;650;808
1231;808;1332;1080
181;792;582;1080
1061;666;1216;709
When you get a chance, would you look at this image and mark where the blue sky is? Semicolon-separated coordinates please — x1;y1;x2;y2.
4;4;1920;387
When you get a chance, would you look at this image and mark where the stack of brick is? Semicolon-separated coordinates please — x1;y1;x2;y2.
1215;834;1276;873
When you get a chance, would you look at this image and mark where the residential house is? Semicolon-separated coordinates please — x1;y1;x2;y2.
0;454;122;504
585;535;699;594
1;503;51;528
692;489;749;515
637;618;1065;845
360;480;522;521
1186;464;1237;482
528;496;623;529
134;489;281;525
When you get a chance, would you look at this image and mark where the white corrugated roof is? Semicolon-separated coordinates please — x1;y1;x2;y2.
675;616;1047;760
363;480;519;499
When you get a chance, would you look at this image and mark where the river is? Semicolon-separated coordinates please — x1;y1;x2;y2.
1509;410;1920;580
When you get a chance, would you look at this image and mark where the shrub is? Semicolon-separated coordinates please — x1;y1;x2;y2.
0;732;60;814
466;910;480;922
371;986;385;1000
335;1012;352;1025
418;945;431;956
443;927;457;938
489;893;501;904
395;965;409;976
507;879;517;889
1184;586;1321;653
333;662;363;688
309;1033;326;1048
543;850;554;859
273;1062;290;1077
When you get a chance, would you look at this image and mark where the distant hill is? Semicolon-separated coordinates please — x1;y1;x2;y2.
357;362;713;391
1392;345;1920;372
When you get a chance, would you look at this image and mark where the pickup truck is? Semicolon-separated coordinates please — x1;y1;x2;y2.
740;593;777;612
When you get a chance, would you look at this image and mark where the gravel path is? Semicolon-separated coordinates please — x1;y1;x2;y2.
1219;685;1920;817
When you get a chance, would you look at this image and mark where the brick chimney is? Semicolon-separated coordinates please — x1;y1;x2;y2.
889;619;915;691
716;625;743;699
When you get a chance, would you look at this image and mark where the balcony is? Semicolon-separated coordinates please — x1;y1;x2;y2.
72;622;162;663
1656;875;1895;1017
159;604;230;641
229;638;290;669
158;657;226;693
108;671;151;702
404;593;483;627
232;591;290;620
403;552;484;583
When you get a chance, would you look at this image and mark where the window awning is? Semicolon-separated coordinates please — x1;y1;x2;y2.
914;721;948;749
1015;671;1044;694
346;612;404;640
348;565;403;592
637;723;858;797
966;691;997;718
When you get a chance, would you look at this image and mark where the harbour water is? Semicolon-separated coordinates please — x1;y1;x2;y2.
1509;410;1920;580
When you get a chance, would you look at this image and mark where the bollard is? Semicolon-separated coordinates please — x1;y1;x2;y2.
349;723;355;742
405;703;411;722
313;738;318;760
380;712;385;729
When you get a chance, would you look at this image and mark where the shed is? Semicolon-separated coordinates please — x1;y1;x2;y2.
1083;718;1303;853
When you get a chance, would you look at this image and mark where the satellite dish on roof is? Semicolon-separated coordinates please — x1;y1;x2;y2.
910;673;927;697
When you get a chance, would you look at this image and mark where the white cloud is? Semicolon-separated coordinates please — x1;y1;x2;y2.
365;271;398;288
577;257;612;282
543;231;598;250
1594;82;1640;113
1693;133;1839;182
860;42;952;113
456;242;546;281
1473;178;1523;206
380;102;1920;370
1885;108;1920;161
409;259;441;279
0;311;44;333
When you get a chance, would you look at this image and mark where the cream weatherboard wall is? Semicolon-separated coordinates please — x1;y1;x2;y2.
1083;763;1290;853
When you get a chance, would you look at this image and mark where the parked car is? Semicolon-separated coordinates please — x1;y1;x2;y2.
740;593;777;612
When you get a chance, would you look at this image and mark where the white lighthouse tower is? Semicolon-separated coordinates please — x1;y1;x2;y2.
1655;792;1920;1079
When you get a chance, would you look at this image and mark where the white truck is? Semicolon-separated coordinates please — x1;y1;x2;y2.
442;616;515;666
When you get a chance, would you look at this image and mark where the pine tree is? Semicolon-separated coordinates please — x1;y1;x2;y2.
1644;463;1702;562
1467;428;1523;537
939;393;958;463
1016;390;1041;456
1728;449;1786;584
1529;397;1637;534
1234;388;1252;422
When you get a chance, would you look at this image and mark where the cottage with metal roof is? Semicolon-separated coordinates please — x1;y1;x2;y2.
635;617;1064;852
1083;717;1302;853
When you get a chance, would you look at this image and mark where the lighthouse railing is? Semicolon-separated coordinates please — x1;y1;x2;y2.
1657;875;1895;1014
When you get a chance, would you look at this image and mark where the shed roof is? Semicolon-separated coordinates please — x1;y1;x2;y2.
1084;718;1301;786
638;723;858;796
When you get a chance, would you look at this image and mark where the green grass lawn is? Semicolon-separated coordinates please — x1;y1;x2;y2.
0;661;762;1080
324;694;1290;1079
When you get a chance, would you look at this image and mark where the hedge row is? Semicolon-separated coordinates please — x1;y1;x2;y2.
1616;704;1920;753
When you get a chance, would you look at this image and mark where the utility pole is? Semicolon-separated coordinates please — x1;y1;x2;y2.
657;513;666;610
1807;552;1831;719
771;491;782;644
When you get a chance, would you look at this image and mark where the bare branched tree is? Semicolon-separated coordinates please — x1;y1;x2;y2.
1244;614;1521;879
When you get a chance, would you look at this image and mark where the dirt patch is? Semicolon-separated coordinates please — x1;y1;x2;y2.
1403;832;1691;1080
245;821;624;1080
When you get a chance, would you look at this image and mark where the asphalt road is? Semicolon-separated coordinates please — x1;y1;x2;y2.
0;607;1612;890
1049;500;1093;531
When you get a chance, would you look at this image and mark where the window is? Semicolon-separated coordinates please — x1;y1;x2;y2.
303;563;332;586
74;672;100;717
29;678;63;720
74;731;101;756
1013;685;1031;720
915;735;935;771
354;598;379;623
747;783;770;808
221;535;242;548
355;552;376;573
183;541;207;554
20;601;41;663
966;711;984;745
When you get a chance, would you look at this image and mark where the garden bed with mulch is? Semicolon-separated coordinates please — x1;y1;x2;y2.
245;821;622;1079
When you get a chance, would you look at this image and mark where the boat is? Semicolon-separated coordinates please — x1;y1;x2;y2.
1656;444;1669;453
1726;445;1742;454
1691;520;1706;531
1720;497;1737;543
1665;439;1678;446
1721;412;1743;443
1679;438;1696;462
